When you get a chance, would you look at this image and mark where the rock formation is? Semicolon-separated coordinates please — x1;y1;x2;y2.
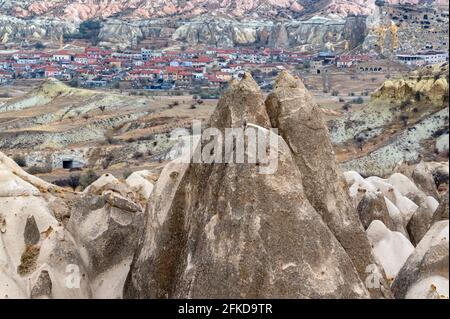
367;220;415;282
332;63;449;177
1;69;448;299
265;71;390;297
125;72;391;299
392;220;449;299
0;152;145;299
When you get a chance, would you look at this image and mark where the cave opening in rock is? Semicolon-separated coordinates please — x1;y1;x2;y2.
63;160;74;169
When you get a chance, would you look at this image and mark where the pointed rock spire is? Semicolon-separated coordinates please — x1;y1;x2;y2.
209;72;270;130
266;71;391;298
31;270;52;299
125;72;371;299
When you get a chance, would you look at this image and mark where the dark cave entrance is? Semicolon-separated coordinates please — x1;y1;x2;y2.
63;160;74;169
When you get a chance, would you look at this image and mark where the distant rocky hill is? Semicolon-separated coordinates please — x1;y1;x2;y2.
0;1;381;21
0;1;446;49
1;1;444;21
330;63;449;177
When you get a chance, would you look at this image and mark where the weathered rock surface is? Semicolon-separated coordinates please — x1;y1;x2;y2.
265;71;390;298
412;162;444;199
432;192;449;224
125;73;372;299
407;196;440;246
3;0;440;22
391;220;449;299
366;220;415;282
125;170;155;202
357;192;396;231
344;171;419;237
0;151;144;299
171;15;366;51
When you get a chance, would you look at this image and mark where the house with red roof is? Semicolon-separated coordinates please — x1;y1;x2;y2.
43;66;61;78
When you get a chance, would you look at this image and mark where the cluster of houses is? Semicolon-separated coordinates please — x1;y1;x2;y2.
0;47;301;88
1;45;447;87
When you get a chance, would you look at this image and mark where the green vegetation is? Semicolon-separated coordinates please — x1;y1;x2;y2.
79;169;99;190
27;165;52;175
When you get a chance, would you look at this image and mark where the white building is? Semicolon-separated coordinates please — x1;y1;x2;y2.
397;51;448;66
52;51;72;62
141;48;152;61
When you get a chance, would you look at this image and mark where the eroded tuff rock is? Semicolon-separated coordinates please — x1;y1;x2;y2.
0;152;144;299
367;220;415;283
391;220;449;299
125;73;373;299
407;197;440;246
334;64;449;178
432;192;449;224
412;162;442;199
265;71;390;298
357;192;396;231
0;152;91;298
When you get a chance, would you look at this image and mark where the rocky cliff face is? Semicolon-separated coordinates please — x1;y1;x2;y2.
2;1;441;21
2;0;440;48
96;14;368;49
0;11;367;49
0;14;76;45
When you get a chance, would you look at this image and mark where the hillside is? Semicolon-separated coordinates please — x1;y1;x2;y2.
0;78;215;172
330;63;449;176
0;1;377;21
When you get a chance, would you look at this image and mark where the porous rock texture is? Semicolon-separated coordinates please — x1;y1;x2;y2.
392;220;449;299
346;166;448;297
0;152;145;299
265;71;391;298
125;72;386;299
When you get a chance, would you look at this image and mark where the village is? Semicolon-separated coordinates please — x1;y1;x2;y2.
1;44;447;93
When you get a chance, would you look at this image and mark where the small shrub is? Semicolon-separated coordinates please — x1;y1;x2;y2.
342;103;352;111
415;91;422;102
123;170;133;180
133;151;144;160
27;165;52;175
400;100;410;109
331;90;339;97
68;175;80;191
399;115;409;127
79;170;99;190
352;97;364;104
